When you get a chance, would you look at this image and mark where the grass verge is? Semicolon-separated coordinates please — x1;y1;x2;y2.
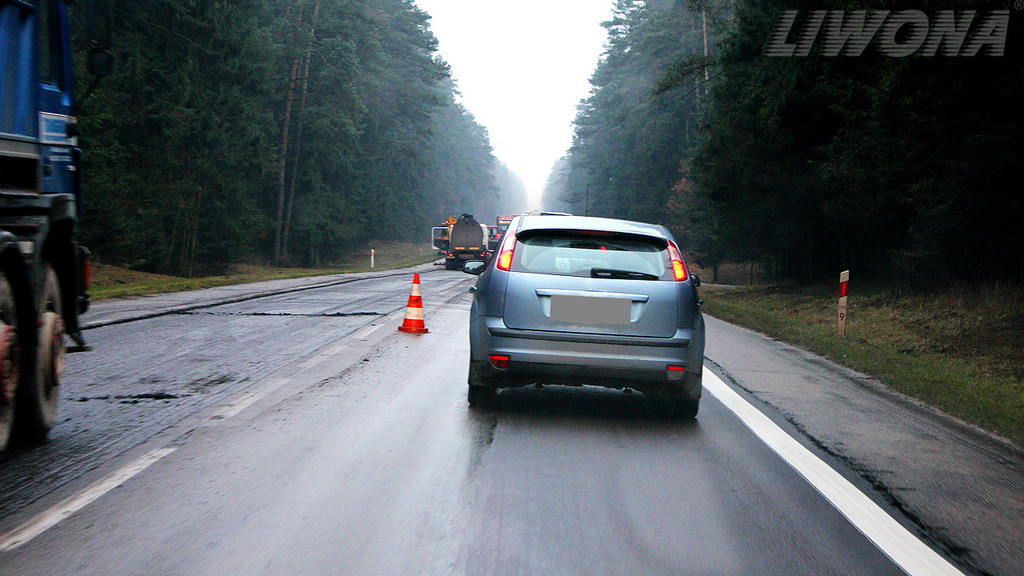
700;283;1024;446
91;242;439;301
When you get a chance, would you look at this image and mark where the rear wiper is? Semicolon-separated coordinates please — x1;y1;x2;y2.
591;268;659;280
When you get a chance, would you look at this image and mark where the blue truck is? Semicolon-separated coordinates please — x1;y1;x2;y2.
1;0;109;452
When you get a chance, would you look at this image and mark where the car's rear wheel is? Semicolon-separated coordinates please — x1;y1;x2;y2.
666;396;699;420
467;384;496;407
467;359;497;407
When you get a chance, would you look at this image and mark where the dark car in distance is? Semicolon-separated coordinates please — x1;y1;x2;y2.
462;214;705;417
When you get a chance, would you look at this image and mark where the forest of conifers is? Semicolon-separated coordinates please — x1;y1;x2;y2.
75;0;1023;284
545;0;1023;286
74;0;526;275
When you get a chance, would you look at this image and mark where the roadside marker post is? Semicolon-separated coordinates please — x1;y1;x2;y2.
371;249;375;269
838;270;849;336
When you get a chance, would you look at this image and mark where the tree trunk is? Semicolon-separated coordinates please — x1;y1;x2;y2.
691;13;701;102
273;8;303;266
702;7;710;82
283;0;320;261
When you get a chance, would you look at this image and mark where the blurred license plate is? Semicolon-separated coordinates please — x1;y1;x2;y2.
550;295;630;325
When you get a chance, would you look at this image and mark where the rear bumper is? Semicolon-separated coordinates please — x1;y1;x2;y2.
470;316;703;396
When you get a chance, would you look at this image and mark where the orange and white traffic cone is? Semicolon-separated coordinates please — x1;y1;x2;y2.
397;273;429;334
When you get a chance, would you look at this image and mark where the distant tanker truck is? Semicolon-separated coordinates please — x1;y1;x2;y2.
442;214;488;270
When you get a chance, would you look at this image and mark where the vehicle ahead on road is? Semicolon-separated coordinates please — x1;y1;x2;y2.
443;213;489;270
463;214;705;417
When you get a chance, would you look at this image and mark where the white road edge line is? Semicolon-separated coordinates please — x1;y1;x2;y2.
299;355;326;369
353;311;403;340
300;338;358;369
0;447;177;554
703;369;965;576
353;323;385;340
212;378;290;420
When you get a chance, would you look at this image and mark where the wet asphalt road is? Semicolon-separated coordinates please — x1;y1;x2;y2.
0;267;1011;575
0;268;467;514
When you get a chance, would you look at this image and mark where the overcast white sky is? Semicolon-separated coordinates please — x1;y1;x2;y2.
413;0;617;208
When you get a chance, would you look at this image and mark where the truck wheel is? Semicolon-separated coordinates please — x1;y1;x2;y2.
14;265;64;443
0;272;20;452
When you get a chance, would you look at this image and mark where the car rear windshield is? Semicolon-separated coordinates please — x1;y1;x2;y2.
512;230;669;279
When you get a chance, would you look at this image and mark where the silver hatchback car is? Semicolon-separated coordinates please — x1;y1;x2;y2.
462;214;705;417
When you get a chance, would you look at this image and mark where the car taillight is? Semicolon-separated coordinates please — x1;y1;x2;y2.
490;355;510;369
496;230;517;271
667;240;689;282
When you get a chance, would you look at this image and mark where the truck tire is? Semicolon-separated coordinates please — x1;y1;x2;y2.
13;265;65;444
0;272;20;452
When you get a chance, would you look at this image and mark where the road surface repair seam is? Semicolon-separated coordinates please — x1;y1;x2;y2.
82;267;444;330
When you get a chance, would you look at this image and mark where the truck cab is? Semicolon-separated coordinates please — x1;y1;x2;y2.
2;0;77;195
